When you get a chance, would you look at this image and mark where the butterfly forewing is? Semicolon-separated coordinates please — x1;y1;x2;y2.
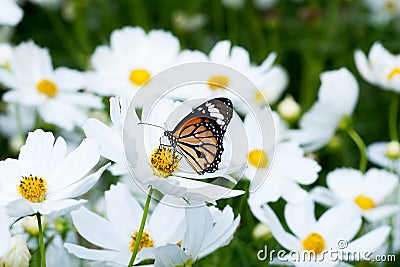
169;98;233;174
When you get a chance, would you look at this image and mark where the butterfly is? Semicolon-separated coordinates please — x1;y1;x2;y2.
162;97;233;175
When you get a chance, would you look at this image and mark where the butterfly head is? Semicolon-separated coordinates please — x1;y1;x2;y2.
164;130;177;148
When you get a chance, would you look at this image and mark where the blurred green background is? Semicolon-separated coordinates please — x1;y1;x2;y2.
2;0;400;266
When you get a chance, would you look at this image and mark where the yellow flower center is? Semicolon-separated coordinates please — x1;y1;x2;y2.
302;232;326;254
129;231;154;252
255;91;265;101
247;149;269;168
207;75;229;90
386;140;400;159
385;1;396;11
354;195;375;210
150;146;181;178
36;79;58;97
129;69;151;86
388;67;400;80
17;174;47;203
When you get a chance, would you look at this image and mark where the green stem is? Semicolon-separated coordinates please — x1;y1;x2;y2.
14;104;24;141
347;128;367;173
127;187;154;267
37;213;46;267
389;93;399;141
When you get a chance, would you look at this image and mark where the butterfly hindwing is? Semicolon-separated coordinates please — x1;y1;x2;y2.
169;98;233;174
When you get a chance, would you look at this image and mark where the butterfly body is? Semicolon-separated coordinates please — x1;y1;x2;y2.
164;98;233;175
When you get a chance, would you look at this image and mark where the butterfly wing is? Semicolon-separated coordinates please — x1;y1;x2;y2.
172;98;233;174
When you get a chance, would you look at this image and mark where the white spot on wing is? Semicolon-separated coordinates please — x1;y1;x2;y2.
210;112;224;119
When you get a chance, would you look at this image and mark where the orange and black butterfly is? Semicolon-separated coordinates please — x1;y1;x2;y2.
163;98;233;175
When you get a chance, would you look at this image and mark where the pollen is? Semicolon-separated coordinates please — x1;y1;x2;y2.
150;146;181;178
302;232;326;254
247;149;269;168
17;174;47;203
130;231;154;252
207;75;229;90
388;67;400;80
255;91;265;101
385;1;396;11
130;69;151;86
36;79;58;97
354;195;375;210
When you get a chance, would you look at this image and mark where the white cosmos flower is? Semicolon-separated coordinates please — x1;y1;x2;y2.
152;204;240;267
248;141;321;220
311;168;399;222
86;26;180;99
164;40;288;112
367;141;400;173
124;98;245;203
0;129;108;219
64;182;186;266
207;40;288;107
364;0;400;25
355;42;400;93
289;68;359;152
0;0;23;26
259;198;391;266
0;41;103;131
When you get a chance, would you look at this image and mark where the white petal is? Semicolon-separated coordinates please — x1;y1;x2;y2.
64;243;129;266
326;168;362;200
354;49;376;85
280;180;309;203
19;129;60;178
4;199;34;218
105;183;143;236
310;186;339;206
38;100;86;131
83;118;125;164
284;197;316;239
344;225;391;258
52;67;85;91
148;198;186;245
58;92;103;109
49;138;100;191
362;168;398;202
153;244;189;267
316;203;361;246
0;0;23;26
38;199;86;218
47;163;109;200
363;205;399;222
318;68;359;115
183;205;213;259
199;206;240;258
260;204;301;251
70;207;127;251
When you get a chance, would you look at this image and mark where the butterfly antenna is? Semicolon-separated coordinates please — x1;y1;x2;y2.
137;122;165;130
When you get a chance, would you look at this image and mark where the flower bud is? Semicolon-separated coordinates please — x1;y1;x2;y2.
0;235;31;267
277;95;301;123
22;215;46;236
386;141;400;159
